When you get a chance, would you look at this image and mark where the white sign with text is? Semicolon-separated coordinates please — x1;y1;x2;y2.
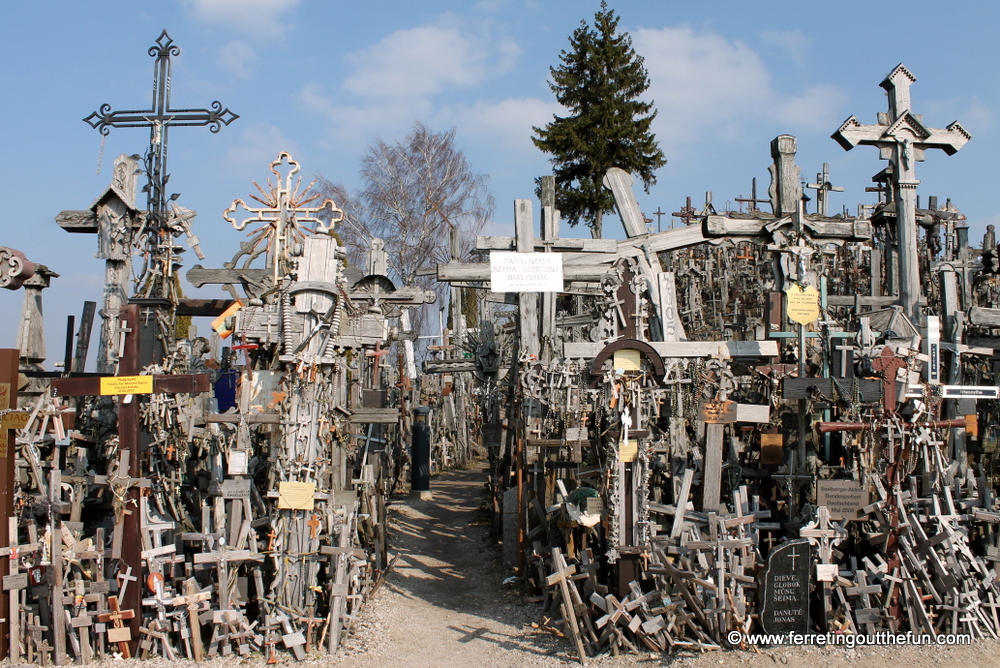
490;252;563;292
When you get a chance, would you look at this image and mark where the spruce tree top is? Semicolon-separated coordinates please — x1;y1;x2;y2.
532;1;666;238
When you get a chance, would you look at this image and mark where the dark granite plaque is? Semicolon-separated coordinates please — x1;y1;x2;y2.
760;538;811;634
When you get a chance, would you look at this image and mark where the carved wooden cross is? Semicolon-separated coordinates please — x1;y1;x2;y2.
97;595;136;658
832;64;970;321
805;163;844;217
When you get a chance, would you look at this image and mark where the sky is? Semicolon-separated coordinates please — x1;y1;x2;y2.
1;0;998;366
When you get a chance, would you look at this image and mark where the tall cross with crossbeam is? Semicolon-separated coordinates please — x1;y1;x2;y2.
84;30;239;216
832;64;970;323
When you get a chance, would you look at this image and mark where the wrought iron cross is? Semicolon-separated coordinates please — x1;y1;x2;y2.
83;30;239;216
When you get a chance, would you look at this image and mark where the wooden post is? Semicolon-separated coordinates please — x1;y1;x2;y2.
515;200;539;359
0;348;19;660
116;304;142;654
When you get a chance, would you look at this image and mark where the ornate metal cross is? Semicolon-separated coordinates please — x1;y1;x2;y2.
84;30;239;216
224;152;343;281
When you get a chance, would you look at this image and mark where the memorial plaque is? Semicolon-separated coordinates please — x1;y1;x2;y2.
786;284;820;325
3;573;27;590
816;479;870;521
489;251;563;292
222;477;252;499
700;400;737;423
760;538;811;635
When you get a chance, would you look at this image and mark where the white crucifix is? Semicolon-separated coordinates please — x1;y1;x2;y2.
224;152;344;281
833;64;970;322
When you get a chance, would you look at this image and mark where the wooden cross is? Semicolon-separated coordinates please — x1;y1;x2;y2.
545;548;587;662
307;513;321;540
672;196;699;226
97;595;136;658
833;64;970;321
734;177;771;213
806;163;844;216
652;206;666;232
169;579;212;662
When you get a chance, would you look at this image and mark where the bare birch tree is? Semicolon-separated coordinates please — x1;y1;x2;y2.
317;122;494;288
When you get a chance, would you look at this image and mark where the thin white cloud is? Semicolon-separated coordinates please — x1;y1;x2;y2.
632;25;846;148
759;29;811;69
443;97;561;156
183;0;299;36
342;25;521;99
224;124;299;173
216;40;258;80
302;17;523;147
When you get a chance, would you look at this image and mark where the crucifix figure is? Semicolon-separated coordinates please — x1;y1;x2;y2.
833;64;970;322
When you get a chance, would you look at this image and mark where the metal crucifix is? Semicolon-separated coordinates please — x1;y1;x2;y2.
84;30;239;216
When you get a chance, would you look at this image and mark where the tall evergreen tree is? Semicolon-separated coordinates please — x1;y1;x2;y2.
532;2;665;238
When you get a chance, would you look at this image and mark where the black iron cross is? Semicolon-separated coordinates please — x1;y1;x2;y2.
83;30;239;216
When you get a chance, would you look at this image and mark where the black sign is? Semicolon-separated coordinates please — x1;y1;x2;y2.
760;538;811;635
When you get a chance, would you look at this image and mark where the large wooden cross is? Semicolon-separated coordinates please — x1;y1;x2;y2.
832;64;970;322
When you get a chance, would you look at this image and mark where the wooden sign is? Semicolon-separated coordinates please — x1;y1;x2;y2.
927;315;941;384
940;385;1000;399
699;400;737;423
785;284;819;325
489;251;563;292
278;482;316;510
817;478;870;521
760;433;783;466
967;414;979;438
0;411;29;430
99;375;153;396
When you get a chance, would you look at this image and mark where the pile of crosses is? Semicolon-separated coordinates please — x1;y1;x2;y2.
3;145;439;663
436;64;1000;658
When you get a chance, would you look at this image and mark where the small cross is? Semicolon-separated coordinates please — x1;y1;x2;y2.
307;513;321;540
788;547;800;570
805;163;845;217
652;206;666;232
735;177;771;213
117;566;138;600
671;196;699;226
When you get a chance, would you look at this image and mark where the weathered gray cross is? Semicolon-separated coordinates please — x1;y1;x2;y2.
832;64;970;322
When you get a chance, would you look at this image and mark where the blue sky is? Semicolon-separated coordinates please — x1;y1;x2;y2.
1;0;997;363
